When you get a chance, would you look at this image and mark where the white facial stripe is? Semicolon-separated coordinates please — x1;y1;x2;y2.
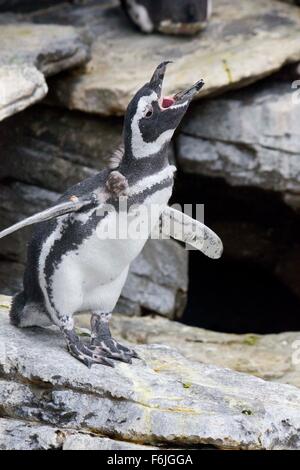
138;92;157;114
131;92;176;159
169;99;189;110
132;128;175;159
129;164;176;196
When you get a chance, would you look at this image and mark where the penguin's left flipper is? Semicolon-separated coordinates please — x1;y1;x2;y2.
0;195;95;240
160;206;223;259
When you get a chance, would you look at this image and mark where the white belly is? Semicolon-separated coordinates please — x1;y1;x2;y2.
47;186;172;315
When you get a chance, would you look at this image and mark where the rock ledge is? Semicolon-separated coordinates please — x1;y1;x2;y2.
0;303;300;450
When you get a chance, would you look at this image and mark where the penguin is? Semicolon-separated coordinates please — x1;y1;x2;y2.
120;0;212;35
0;62;223;368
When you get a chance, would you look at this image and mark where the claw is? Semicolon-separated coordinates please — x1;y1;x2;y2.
65;330;115;368
90;337;138;364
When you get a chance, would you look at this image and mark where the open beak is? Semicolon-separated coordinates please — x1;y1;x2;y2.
149;61;172;98
150;62;204;110
149;61;204;110
159;78;205;110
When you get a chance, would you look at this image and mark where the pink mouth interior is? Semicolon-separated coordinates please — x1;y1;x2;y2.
161;96;175;108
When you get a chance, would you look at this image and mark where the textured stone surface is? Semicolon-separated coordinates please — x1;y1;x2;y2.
62;434;158;451
1;304;300;450
0;1;68;12
107;314;300;389
0;181;60;262
37;0;300;116
0;418;66;450
177;80;300;208
0;65;47;122
0;417;158;450
0;21;89;121
0;106;121;193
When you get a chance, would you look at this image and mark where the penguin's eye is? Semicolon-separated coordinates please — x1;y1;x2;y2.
144;106;153;118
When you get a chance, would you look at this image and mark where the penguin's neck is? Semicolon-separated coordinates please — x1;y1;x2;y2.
119;135;171;185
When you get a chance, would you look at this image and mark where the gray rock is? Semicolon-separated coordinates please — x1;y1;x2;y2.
0;106;122;192
0;261;24;295
106;314;300;389
36;0;300;116
0;21;89;121
63;434;158;450
0;417;158;450
0;1;68;13
116;238;188;318
0;181;60;262
1;303;300;450
0;418;66;450
177;80;300;209
0;65;47;122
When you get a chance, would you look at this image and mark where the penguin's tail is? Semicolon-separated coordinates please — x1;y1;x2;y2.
10;291;26;326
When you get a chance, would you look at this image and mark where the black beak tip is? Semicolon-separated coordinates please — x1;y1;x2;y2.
156;61;173;79
196;79;205;91
150;61;173;90
158;60;173;69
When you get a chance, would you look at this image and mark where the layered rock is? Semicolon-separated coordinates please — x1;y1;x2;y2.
0;1;68;12
1;303;300;450
0;106;122;192
0;19;89;121
0;418;158;450
106;314;300;389
177;80;300;210
19;0;300;116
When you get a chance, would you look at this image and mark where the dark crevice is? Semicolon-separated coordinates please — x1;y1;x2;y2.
182;254;300;334
172;171;300;334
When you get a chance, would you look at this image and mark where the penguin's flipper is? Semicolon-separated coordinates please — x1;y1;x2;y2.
160;206;223;259
0;195;92;240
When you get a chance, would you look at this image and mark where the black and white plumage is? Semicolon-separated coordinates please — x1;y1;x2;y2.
120;0;212;35
1;62;222;368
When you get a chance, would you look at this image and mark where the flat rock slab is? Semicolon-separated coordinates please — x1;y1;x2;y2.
107;314;300;389
0;22;89;121
1;305;300;449
40;0;300;115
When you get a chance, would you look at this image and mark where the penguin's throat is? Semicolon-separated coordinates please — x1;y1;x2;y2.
121;144;171;181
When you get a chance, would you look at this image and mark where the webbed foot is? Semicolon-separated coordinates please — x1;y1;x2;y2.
90;312;139;365
91;337;139;363
63;329;115;368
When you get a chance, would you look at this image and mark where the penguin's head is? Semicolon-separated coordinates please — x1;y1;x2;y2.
122;0;211;35
124;61;204;159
